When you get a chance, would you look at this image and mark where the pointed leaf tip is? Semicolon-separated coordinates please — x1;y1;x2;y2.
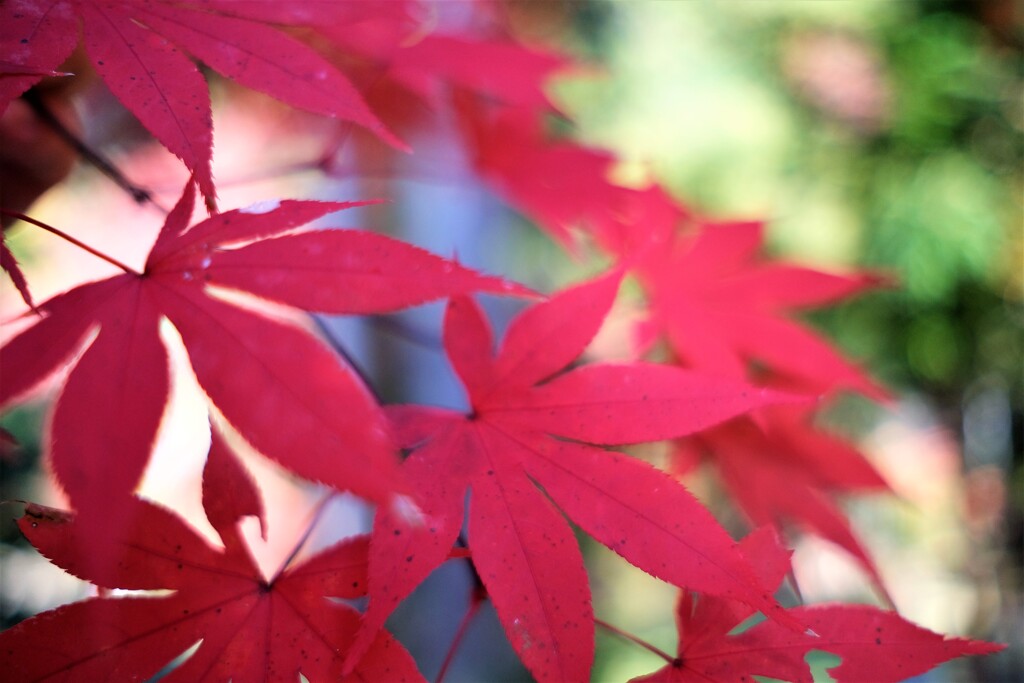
491;269;624;390
1;237;35;311
202;427;266;545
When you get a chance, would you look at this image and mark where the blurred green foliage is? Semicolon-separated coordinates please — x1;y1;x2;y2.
556;0;1020;679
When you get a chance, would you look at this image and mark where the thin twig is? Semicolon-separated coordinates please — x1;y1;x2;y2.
435;585;485;683
23;90;166;212
446;547;472;560
457;531;485;594
435;534;487;683
310;314;382;403
268;490;337;585
372;315;442;350
2;209;140;275
594;617;676;665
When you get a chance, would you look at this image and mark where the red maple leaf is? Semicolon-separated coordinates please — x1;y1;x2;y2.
0;0;405;206
675;403;893;602
0;182;523;520
457;99;623;249
631;527;1003;682
312;35;575;200
591;185;896;599
398;35;566;109
344;271;810;682
598;186;889;399
0;429;426;682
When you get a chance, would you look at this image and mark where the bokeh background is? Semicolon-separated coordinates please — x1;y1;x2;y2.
1;1;1020;681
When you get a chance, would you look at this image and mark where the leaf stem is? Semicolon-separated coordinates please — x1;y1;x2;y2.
435;587;485;683
268;490;337;584
594;617;676;665
457;531;486;594
311;314;381;402
2;210;141;275
372;314;442;350
446;547;472;561
23;90;165;211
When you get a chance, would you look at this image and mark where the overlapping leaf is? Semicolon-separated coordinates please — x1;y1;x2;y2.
0;430;425;682
346;271;810;682
0;0;1010;678
597;187;889;399
0;182;525;518
675;403;893;600
0;1;79;112
313;35;579;215
590;185;899;598
632;528;1003;682
0;0;405;205
391;35;568;111
457;100;623;248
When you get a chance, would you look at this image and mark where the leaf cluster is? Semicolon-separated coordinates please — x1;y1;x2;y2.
0;1;1003;681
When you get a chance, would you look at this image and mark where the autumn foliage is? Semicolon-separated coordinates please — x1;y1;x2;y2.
0;1;1004;681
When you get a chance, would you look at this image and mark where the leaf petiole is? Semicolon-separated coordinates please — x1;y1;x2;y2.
435;585;485;683
23;90;163;210
268;490;337;585
2;210;141;276
595;617;677;665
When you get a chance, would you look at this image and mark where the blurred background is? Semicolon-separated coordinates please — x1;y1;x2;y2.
1;1;1020;681
546;2;1022;680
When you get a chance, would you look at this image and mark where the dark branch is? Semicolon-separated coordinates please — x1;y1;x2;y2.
23;90;164;211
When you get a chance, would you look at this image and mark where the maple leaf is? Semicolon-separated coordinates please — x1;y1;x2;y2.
0;2;79;114
345;271;810;682
598;187;890;399
0;430;425;682
0;0;404;205
631;527;1003;682
390;35;568;111
457;99;623;249
313;35;576;196
593;186;896;599
675;403;893;602
0;182;525;520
